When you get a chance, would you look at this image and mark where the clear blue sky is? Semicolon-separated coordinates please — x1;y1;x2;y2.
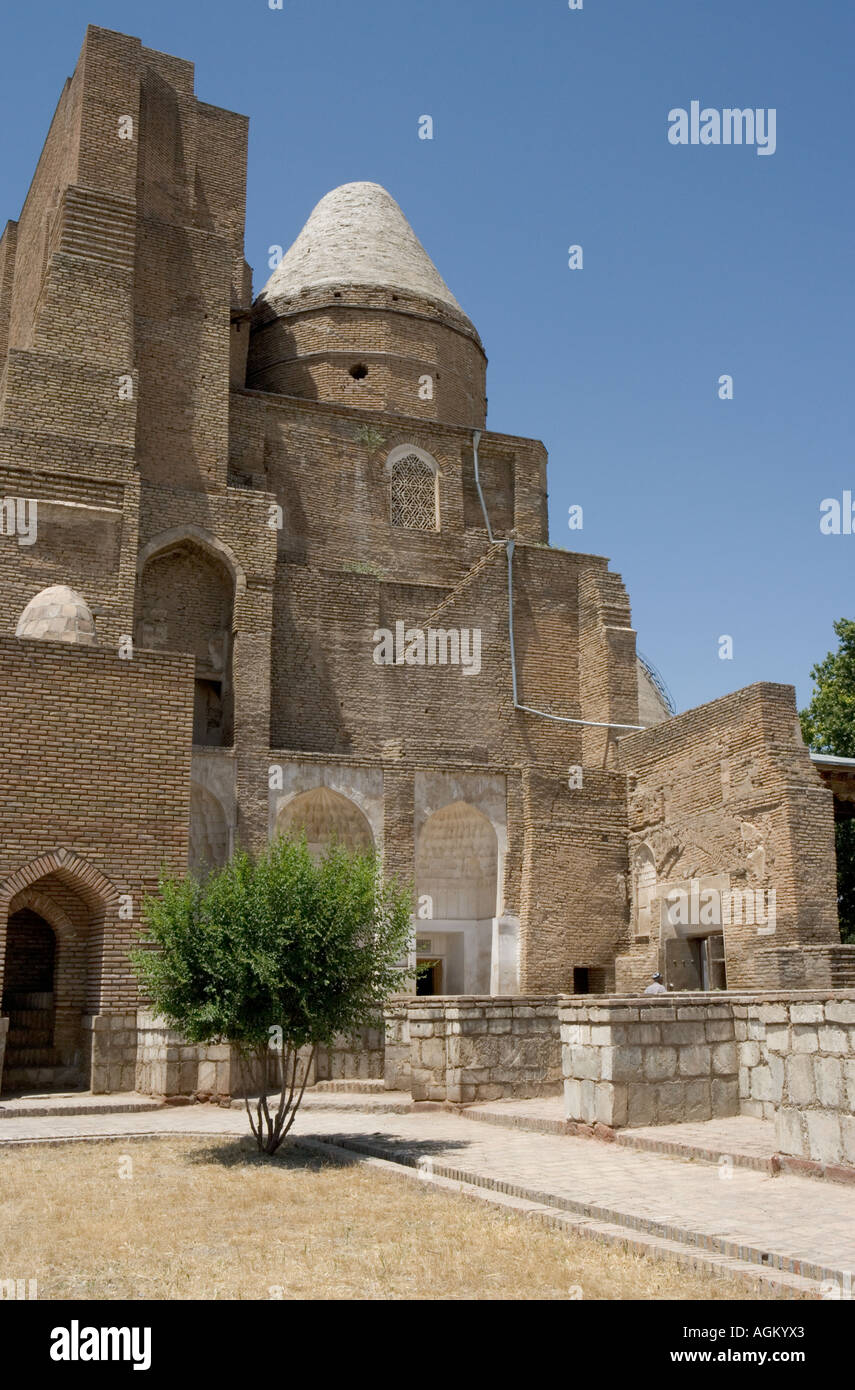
1;0;852;716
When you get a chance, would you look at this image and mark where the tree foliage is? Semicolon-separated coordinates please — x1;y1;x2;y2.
132;836;413;1152
799;618;855;943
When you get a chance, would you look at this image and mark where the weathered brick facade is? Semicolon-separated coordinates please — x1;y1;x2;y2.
0;26;847;1095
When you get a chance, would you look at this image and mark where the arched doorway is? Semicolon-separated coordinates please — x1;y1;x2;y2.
1;911;57;1088
276;787;374;861
0;853;118;1096
415;802;499;994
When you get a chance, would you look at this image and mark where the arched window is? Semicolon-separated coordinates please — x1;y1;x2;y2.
634;845;657;939
387;447;438;531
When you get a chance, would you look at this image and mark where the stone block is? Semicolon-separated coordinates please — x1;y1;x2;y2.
684;1078;712;1121
417;1038;447;1069
656;1080;688;1124
844;1059;855;1109
710;1077;739;1114
567;1045;602;1081
841;1115;855;1167
818;1027;849;1055
790;1004;825;1024
757;1004;788;1023
792;1028;819;1053
776;1106;805;1157
563;1078;582;1118
676;1044;711;1076
712;1043;737;1076
765;1028;790;1053
805;1111;843;1166
669;1023;706;1046
626;1085;655;1127
740;1041;761;1068
816;1056;843;1110
596;1083;627;1128
604;1046;643;1082
768;1053;784;1100
580;1079;597;1124
705;1021;734;1042
825;1001;855;1025
786;1054;815;1105
643;1046;677;1081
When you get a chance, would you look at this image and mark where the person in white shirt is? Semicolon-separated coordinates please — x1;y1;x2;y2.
644;972;667;995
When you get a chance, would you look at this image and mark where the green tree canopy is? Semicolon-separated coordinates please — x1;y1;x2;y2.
799;618;855;943
799;618;855;756
132;836;413;1152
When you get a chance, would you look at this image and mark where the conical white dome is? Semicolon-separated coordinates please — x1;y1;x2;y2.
259;181;469;319
16;585;97;645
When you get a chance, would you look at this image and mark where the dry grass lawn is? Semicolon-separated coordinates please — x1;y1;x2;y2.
0;1135;787;1300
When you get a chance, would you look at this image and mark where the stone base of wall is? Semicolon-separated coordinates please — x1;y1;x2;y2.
560;996;739;1128
87;1014;138;1093
561;992;855;1175
0;1016;8;1083
383;1002;411;1091
410;997;562;1103
315;1027;384;1083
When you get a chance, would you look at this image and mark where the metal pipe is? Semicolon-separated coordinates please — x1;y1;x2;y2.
472;429;646;732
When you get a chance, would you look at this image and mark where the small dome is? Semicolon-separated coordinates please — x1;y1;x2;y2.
16;585;97;646
259;181;471;321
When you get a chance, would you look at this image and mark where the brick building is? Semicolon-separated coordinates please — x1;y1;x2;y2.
0;26;848;1094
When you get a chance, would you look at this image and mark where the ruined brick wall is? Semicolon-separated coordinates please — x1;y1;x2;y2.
616;683;839;990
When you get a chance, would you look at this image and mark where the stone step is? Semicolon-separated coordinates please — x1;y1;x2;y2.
314;1130;846;1291
5;1047;60;1067
2;1066;81;1092
3;992;53;1011
0;1092;161;1118
6;1010;53;1031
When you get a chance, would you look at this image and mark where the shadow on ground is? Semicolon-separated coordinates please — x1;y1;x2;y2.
183;1130;469;1171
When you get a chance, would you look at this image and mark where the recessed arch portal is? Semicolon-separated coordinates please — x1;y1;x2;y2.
275;787;374;861
416;801;498;921
135;535;235;747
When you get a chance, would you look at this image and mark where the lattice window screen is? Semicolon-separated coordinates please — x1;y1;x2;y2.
390;455;437;530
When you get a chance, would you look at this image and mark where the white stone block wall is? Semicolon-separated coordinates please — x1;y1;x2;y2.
86;1013;138;1093
383;1002;411;1091
560;998;739;1128
408;997;561;1103
767;999;855;1169
315;1027;385;1081
560;992;855;1169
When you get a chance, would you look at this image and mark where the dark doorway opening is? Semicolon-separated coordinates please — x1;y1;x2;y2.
1;910;57;1089
415;959;443;996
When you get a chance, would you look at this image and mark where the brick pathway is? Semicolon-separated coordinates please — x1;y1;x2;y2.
1;1097;852;1292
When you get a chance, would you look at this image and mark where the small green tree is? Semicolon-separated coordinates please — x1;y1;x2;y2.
800;618;855;943
132;837;413;1154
